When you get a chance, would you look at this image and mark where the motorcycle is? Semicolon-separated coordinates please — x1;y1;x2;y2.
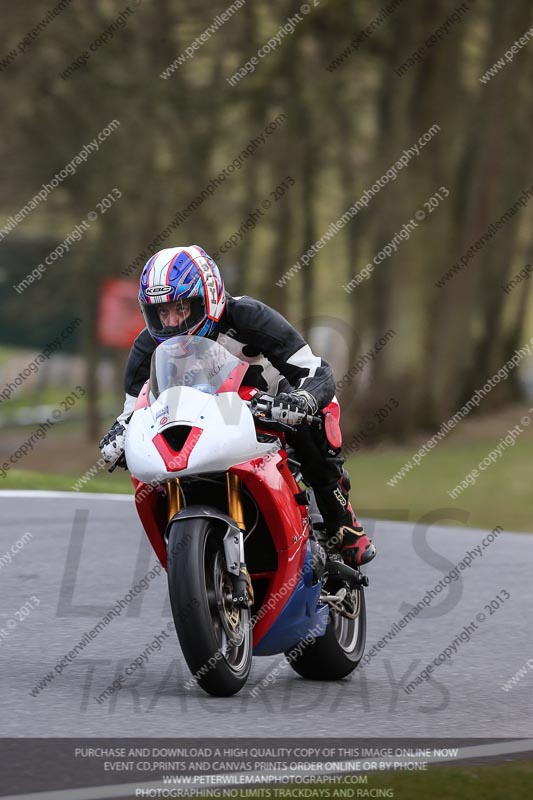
124;334;368;697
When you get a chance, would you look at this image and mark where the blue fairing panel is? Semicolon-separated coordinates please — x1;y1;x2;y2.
253;546;329;656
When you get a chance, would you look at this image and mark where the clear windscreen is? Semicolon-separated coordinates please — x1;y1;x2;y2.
149;335;243;397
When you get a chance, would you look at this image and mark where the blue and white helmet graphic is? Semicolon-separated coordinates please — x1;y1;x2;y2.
139;245;226;343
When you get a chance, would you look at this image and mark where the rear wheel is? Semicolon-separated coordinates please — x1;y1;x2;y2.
167;516;252;696
286;583;366;680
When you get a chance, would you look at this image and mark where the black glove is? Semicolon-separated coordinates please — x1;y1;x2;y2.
271;392;311;426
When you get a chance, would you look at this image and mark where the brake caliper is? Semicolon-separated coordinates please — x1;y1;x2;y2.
231;564;254;609
223;526;253;608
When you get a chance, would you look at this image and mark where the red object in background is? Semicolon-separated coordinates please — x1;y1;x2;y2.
98;279;143;348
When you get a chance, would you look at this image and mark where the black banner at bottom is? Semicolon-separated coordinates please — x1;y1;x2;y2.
1;738;532;799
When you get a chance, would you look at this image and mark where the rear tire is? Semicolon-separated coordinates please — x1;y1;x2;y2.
167;516;252;697
286;586;366;680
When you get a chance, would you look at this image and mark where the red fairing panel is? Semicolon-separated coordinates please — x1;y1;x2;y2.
131;476;167;569
230;454;309;647
217;362;249;393
133;422;203;567
152;427;203;471
238;386;259;401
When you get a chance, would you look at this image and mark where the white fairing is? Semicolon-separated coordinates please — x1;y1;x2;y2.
125;386;275;484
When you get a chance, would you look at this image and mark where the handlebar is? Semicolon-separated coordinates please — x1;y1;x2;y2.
108;453;127;473
248;396;322;429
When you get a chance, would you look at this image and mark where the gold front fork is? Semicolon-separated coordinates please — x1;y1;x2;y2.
226;473;245;530
166;479;182;522
226;472;253;604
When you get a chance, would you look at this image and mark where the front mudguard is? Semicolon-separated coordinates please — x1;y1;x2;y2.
166;504;243;578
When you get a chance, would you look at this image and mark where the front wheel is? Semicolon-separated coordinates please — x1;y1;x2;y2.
167;516;252;696
286;585;366;680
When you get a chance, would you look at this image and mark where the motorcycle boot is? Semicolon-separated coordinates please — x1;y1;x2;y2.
314;473;376;568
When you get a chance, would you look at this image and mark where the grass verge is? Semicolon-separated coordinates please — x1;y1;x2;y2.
0;468;132;494
189;760;533;799
2;425;532;532
345;437;533;533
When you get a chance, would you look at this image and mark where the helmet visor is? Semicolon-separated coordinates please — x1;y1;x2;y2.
140;297;206;340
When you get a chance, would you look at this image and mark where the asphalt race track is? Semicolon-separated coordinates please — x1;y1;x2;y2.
1;491;531;737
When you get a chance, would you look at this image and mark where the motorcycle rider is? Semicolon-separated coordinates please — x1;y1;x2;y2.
99;245;376;569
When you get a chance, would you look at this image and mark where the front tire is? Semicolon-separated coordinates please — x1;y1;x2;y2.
167;516;252;697
286;585;366;680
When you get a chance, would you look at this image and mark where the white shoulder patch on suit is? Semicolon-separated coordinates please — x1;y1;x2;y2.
287;344;321;378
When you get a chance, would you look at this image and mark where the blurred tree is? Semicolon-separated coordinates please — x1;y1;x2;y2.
1;0;531;445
